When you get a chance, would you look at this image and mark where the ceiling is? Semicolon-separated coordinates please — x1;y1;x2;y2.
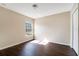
0;3;73;19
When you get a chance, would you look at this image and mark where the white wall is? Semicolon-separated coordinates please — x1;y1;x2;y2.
0;6;33;50
70;3;78;55
35;12;70;46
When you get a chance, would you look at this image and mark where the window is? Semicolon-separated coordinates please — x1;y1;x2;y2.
25;22;32;35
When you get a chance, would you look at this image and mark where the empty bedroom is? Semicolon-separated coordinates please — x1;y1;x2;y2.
0;3;78;56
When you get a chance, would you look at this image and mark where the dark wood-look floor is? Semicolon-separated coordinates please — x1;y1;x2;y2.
0;40;77;56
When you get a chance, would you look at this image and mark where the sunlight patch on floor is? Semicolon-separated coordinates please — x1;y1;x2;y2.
30;38;49;45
